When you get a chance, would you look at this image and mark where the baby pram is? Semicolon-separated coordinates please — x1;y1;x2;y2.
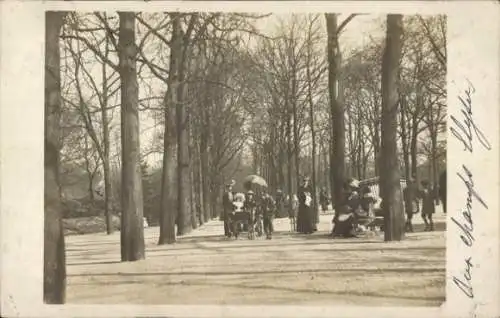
230;195;263;239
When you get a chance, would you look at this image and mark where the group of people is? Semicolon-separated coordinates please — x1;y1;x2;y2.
222;181;277;239
331;172;446;237
221;176;320;239
221;170;446;239
403;171;446;232
331;179;378;238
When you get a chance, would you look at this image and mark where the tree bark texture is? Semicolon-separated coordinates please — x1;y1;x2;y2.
380;14;405;242
173;13;193;236
101;25;113;234
159;15;180;245
325;14;346;217
118;12;146;260
44;11;67;304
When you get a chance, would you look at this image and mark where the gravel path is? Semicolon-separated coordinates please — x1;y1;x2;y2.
66;209;446;306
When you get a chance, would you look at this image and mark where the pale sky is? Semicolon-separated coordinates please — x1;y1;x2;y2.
63;13;393;169
255;13;385;51
141;14;387;167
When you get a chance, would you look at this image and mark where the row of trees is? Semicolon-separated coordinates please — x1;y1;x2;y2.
246;14;445;220
45;12;446;303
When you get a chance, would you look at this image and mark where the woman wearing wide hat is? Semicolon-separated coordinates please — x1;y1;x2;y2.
332;178;361;238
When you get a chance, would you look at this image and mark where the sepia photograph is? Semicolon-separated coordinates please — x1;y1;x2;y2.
44;11;447;306
2;1;500;317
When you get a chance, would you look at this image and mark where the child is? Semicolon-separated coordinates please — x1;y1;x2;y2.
420;180;435;231
261;193;276;239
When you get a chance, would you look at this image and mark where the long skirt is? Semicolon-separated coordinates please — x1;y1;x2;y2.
298;206;314;233
332;214;355;237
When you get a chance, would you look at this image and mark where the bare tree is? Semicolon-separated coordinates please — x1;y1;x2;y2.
304;14;326;222
63;22;119;233
44;11;67;304
380;14;405;241
325;14;344;217
118;12;145;261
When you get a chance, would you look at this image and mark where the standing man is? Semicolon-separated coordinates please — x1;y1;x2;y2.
222;180;235;238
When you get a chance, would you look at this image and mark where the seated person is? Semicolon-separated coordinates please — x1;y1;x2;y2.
233;192;246;204
332;179;360;238
356;186;377;230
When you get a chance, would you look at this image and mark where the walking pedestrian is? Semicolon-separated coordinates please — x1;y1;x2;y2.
420;180;435;231
262;192;276;239
403;178;420;232
275;189;284;218
319;188;329;212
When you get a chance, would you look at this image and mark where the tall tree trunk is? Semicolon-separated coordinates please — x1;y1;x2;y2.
356;120;363;179
101;24;113;234
158;87;177;244
166;13;192;236
373;124;381;176
286;99;293;196
400;94;411;180
200;129;211;221
323;145;330;194
200;89;211;221
328;135;335;205
310;115;318;223
372;95;381;176
326;14;346;217
192;118;204;225
410;83;423;180
118;12;145;260
83;135;95;202
188;114;198;229
293;104;300;194
196;145;205;225
270;130;278;191
380;14;405;242
410;114;419;179
44;11;67;304
306;50;318;222
430;127;439;204
400;94;412;215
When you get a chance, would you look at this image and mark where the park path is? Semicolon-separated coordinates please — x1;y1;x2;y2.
65;208;446;306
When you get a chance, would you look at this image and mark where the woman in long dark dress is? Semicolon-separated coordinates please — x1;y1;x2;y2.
298;177;314;234
332;179;360;237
